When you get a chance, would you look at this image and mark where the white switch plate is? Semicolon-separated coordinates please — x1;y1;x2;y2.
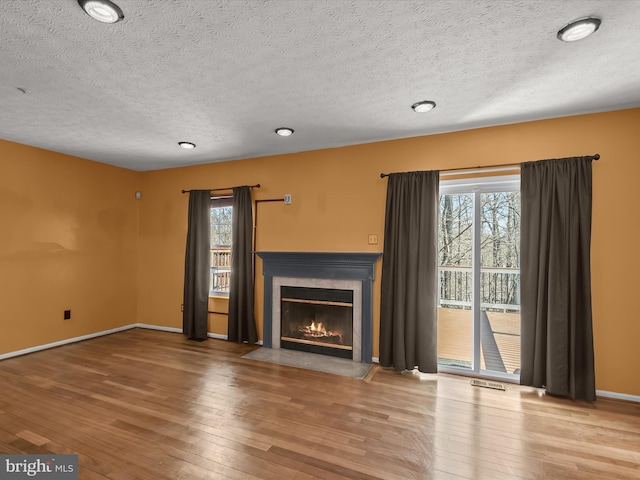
284;194;292;204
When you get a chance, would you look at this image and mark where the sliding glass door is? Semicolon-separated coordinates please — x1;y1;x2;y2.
437;176;521;381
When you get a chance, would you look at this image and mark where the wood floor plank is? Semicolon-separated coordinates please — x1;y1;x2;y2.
0;328;639;479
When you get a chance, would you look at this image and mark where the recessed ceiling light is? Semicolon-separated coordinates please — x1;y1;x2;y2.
275;127;294;137
178;142;196;149
411;101;436;113
557;16;601;42
78;0;124;24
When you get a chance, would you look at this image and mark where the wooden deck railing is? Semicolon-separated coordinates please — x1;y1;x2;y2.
211;246;231;294
438;265;520;312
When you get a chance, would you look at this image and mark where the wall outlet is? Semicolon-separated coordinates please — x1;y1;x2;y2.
284;194;292;204
64;310;71;320
368;234;378;245
181;304;184;312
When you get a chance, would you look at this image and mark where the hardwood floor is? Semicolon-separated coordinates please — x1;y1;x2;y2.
1;328;639;479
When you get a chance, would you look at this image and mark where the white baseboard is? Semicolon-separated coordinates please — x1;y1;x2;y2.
136;323;182;334
0;324;136;361
207;332;228;340
136;324;230;341
596;390;640;403
372;356;379;363
137;324;231;341
0;323;254;361
204;333;262;344
135;325;262;344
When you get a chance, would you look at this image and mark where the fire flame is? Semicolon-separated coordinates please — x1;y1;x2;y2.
303;321;329;336
298;321;343;343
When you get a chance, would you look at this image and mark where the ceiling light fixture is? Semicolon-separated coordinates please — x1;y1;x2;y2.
178;142;196;149
275;127;294;137
557;16;601;42
411;100;436;113
78;0;124;24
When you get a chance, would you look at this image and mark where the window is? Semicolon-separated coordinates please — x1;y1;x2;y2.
210;197;233;295
437;175;521;381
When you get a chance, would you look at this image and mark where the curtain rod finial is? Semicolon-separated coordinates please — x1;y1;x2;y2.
593;154;600;160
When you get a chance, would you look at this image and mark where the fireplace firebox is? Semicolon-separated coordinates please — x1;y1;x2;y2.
280;286;353;359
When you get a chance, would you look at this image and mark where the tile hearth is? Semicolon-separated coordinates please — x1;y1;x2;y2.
242;347;372;379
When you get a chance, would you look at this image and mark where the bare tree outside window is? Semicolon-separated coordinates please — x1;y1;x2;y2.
480;192;521;308
438;192;520;310
210;204;233;294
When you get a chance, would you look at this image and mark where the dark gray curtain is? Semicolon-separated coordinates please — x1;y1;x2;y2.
520;157;596;401
228;186;258;344
182;190;211;341
380;171;439;372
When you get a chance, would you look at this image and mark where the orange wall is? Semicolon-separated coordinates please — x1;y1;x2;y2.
1;108;639;397
0;140;139;354
137;108;640;397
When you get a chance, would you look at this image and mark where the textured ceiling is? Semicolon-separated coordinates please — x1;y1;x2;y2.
1;0;639;171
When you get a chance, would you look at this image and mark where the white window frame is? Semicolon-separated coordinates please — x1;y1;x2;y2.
438;174;521;383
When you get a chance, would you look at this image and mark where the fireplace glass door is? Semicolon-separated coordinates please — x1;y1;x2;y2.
280;286;353;359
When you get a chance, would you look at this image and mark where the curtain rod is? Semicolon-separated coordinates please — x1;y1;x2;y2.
379;154;600;178
181;183;260;194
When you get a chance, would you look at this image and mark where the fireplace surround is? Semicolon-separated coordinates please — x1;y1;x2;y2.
257;252;381;364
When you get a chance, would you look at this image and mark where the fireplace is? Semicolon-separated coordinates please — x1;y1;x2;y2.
257;252;381;364
280;286;354;359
